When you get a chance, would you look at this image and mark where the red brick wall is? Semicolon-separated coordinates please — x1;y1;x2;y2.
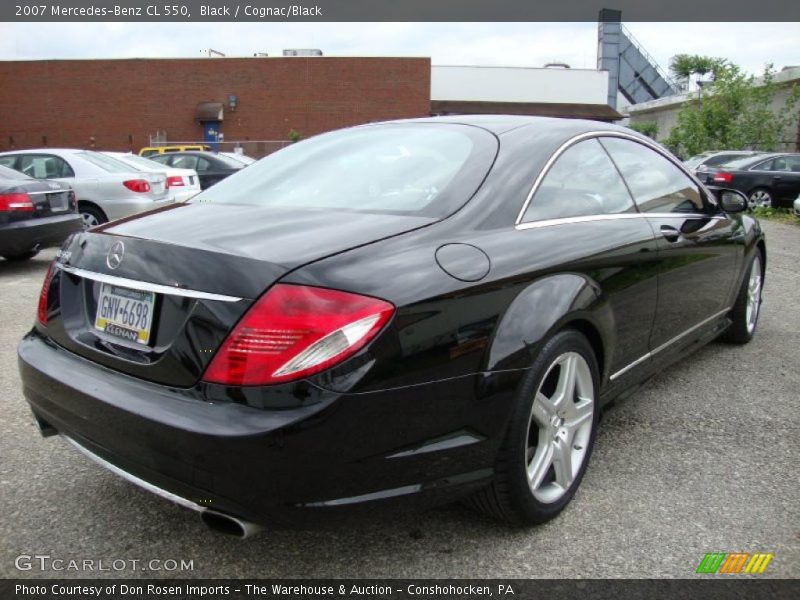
0;57;431;155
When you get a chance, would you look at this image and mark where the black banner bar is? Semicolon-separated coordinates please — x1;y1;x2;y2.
3;0;800;22
2;579;800;600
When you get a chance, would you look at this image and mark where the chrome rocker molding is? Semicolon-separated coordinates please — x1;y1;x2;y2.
609;307;731;381
55;264;243;303
64;436;262;538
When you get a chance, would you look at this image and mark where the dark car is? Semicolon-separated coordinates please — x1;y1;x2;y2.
0;165;82;261
18;116;764;536
148;151;244;190
684;150;763;178
706;152;800;209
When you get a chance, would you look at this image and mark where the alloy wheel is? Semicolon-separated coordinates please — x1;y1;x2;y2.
82;212;99;228
746;256;762;334
748;190;772;210
525;352;595;504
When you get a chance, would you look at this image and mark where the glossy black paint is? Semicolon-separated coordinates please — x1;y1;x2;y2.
18;116;765;526
706;152;800;207
0;168;82;257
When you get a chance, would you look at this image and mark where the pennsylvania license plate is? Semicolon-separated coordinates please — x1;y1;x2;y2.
94;283;155;344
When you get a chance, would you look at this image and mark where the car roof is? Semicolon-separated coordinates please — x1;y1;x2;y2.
381;114;632;137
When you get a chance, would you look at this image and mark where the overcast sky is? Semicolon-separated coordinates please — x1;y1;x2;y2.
1;22;797;75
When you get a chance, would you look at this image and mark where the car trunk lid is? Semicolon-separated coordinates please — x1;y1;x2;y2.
43;202;433;386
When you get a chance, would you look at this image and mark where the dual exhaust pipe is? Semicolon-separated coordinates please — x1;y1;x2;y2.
200;510;263;538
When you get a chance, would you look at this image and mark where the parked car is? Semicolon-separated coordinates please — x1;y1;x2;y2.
148;151;245;189
684;150;763;178
139;144;210;157
0;149;173;227
0;165;82;261
794;193;800;218
219;151;257;166
102;152;201;203
706;152;800;209
18;116;764;536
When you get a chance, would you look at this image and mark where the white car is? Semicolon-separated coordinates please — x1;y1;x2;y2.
0;149;173;227
102;152;201;203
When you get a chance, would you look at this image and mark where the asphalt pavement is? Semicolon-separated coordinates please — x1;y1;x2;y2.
0;220;798;579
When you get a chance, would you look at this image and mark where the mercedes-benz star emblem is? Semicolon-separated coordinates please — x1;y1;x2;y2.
106;241;125;270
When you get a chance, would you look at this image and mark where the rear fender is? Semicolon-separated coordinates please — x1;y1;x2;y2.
486;274;610;376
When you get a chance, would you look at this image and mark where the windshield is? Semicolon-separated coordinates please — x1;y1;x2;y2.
79;152;137;173
190;124;496;217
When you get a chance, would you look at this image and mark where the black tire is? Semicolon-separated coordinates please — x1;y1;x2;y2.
747;188;773;210
721;249;763;344
79;204;107;228
466;329;600;525
2;250;39;261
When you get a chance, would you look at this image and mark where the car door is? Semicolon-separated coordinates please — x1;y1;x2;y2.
600;136;742;360
516;137;660;386
766;155;800;206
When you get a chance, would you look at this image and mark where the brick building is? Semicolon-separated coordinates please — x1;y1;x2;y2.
0;57;431;156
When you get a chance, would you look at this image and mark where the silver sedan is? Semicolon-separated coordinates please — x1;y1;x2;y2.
0;149;173;227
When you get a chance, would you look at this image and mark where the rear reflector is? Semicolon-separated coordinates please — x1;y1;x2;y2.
166;176;185;188
202;284;395;386
37;262;56;325
123;179;151;193
712;172;733;183
0;192;34;212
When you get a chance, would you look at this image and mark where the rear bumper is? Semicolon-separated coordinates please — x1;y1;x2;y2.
18;332;501;527
0;213;83;256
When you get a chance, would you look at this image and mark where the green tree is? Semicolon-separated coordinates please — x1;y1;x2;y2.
628;121;658;139
664;61;800;159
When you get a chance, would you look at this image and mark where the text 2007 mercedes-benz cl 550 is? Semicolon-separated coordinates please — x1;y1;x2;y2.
18;116;764;537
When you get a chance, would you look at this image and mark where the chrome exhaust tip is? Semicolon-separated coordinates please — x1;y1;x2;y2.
201;510;263;538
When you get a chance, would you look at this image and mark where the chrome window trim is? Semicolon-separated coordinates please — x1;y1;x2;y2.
608;307;731;381
514;212;726;231
25;189;69;196
55;264;244;303
515;130;712;227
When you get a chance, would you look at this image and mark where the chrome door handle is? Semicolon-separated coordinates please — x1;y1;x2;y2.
660;225;681;242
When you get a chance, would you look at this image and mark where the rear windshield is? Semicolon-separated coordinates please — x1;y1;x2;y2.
190;124;497;217
720;155;766;170
79;152;136;173
114;154;165;170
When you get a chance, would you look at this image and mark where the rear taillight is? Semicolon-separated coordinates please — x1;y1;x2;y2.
123;179;151;193
712;172;733;183
0;192;34;212
203;284;395;386
37;262;56;325
166;176;185;188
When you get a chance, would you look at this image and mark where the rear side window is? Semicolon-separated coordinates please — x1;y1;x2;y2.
600;137;705;214
521;138;635;223
172;156;198;170
18;155;74;179
771;155;800;172
0;156;18;170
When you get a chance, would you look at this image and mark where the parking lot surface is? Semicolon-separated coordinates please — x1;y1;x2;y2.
0;220;798;579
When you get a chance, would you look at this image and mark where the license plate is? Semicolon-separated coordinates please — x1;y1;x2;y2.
94;283;155;344
48;192;68;212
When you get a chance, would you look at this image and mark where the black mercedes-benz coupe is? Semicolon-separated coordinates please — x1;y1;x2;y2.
18;116;765;536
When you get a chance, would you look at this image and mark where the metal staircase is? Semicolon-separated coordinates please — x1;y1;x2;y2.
598;9;680;109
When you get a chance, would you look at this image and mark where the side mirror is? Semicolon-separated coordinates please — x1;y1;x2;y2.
709;187;747;213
